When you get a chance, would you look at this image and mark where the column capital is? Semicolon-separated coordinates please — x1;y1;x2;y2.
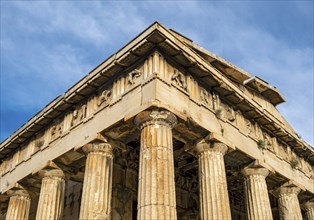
194;140;228;155
137;110;177;219
197;140;231;219
83;142;113;154
242;166;273;219
242;167;269;177
79;141;113;219
303;201;314;210
5;186;31;220
36;168;65;219
134;109;177;129
39;168;64;179
7;188;29;198
273;186;301;198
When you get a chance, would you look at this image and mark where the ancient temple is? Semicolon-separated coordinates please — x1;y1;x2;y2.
0;22;313;220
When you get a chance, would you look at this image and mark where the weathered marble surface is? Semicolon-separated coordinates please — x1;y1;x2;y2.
242;167;273;220
36;169;65;220
79;142;113;220
135;110;177;220
274;186;302;220
195;141;231;220
6;188;30;220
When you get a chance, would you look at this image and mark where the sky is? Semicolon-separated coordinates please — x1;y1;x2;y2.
1;1;313;146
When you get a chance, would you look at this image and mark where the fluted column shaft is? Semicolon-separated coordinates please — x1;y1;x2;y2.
135;110;177;220
242;167;273;220
79;142;113;220
6;189;30;220
196;142;231;220
36;169;65;220
274;186;302;220
303;201;314;220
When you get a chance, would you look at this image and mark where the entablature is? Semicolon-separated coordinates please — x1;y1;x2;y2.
0;50;313;196
1;22;312;174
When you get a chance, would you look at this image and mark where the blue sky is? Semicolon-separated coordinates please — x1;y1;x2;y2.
1;1;313;145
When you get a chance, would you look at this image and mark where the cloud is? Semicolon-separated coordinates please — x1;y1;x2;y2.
0;1;150;141
1;2;146;109
158;1;313;145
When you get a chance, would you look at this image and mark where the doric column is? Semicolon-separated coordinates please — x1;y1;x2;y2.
242;167;273;220
36;169;65;220
303;201;314;220
194;141;231;220
135;109;177;220
274;186;302;220
6;188;31;220
79;141;113;220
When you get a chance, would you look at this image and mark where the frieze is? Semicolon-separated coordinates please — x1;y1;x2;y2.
127;69;142;85
28;138;40;157
186;76;200;102
263;133;276;153
0;160;8;176
1;119;63;177
17;145;26;165
212;93;221;111
50;119;63;141
300;158;313;178
86;95;97;118
200;88;213;109
34;132;45;149
112;77;125;99
17;143;30;165
235;111;252;136
271;136;279;155
245;118;254;137
142;51;170;80
98;89;112;107
43;128;51;149
225;106;236;123
253;121;263;140
274;141;313;176
289;151;301;169
71;104;86;127
218;103;236;124
200;88;209;105
109;67;142;102
171;69;187;90
1;50;313;184
62;112;73;133
185;74;313;177
277;143;289;161
9;151;19;172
